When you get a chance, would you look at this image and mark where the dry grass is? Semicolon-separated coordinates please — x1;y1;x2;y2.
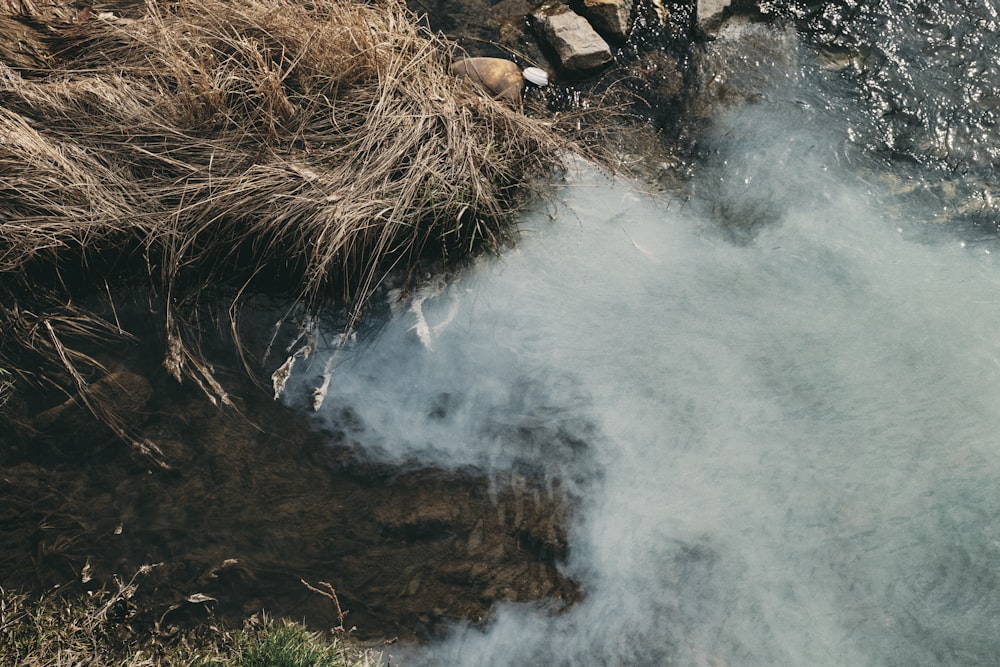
0;570;381;666
0;0;602;436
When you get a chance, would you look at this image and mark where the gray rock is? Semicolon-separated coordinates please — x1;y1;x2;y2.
580;0;634;42
697;0;733;34
532;2;614;74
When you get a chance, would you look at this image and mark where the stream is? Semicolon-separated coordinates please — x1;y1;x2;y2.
282;10;1000;664
4;1;1000;664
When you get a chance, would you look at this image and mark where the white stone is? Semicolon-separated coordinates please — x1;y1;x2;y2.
523;66;550;86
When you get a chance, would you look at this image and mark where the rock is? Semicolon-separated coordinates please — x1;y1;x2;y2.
580;0;634;42
449;57;524;103
532;2;614;74
30;370;154;457
522;66;550;86
696;0;733;34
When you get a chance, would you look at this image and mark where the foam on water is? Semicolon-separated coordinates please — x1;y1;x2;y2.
288;38;1000;667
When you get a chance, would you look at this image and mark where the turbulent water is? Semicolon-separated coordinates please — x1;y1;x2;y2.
285;6;1000;665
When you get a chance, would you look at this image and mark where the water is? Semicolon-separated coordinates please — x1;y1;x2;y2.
774;0;1000;231
284;13;1000;667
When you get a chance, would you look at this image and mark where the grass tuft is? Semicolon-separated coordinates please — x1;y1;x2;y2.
0;367;10;409
0;580;381;667
220;623;370;667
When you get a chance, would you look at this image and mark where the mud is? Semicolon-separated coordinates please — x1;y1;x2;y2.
0;342;581;642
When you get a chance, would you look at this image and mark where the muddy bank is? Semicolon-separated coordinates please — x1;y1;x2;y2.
0;346;581;641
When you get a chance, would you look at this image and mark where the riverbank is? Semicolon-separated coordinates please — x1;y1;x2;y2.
0;0;607;428
0;0;615;658
2;0;901;661
9;0;998;663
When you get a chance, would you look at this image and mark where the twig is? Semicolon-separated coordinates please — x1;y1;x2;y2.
301;578;351;664
300;579;347;633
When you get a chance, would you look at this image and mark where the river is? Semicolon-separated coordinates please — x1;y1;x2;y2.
281;6;1000;665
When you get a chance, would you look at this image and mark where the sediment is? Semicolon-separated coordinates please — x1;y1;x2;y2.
0;362;580;640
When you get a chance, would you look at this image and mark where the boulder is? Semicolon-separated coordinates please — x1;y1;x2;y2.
450;57;525;103
696;0;733;34
532;2;613;74
580;0;634;42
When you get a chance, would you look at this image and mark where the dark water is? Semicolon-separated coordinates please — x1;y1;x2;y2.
278;5;1000;664
767;0;1000;233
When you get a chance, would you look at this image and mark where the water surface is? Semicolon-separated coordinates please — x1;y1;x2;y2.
287;22;1000;667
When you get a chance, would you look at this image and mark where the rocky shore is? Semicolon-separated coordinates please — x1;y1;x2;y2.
422;0;837;186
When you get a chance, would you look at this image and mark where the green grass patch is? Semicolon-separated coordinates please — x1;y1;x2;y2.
201;624;374;667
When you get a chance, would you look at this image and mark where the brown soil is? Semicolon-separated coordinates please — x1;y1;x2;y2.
0;351;581;642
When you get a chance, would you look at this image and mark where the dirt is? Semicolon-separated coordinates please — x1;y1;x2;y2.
0;346;582;642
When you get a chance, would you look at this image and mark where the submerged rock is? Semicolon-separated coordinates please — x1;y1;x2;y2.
689;14;799;116
532;2;614;74
32;370;153;443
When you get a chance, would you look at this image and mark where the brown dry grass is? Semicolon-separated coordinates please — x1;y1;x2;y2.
0;0;605;442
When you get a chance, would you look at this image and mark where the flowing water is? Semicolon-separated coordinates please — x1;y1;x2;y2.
280;6;1000;665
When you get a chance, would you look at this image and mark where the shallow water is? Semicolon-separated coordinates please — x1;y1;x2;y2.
283;25;1000;664
779;0;1000;232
